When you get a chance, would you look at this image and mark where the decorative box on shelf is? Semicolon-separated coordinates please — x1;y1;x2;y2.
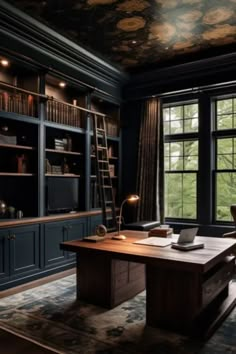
148;227;173;238
109;164;115;177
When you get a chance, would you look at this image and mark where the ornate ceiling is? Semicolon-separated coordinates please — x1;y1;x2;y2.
8;0;236;73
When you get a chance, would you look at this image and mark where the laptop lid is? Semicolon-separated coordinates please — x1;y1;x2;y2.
177;227;199;244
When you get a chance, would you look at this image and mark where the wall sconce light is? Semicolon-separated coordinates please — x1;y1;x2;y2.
1;59;9;67
112;194;139;240
59;81;66;88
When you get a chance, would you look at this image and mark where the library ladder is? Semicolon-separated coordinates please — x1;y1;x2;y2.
93;114;117;232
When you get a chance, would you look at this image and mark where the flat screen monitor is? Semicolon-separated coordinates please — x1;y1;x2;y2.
47;177;79;214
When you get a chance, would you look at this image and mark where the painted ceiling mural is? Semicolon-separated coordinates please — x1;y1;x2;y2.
8;0;236;72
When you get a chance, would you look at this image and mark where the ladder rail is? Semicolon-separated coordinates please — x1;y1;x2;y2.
93;114;117;231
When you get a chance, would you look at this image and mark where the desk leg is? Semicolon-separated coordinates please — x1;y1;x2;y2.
76;251;112;308
146;264;200;333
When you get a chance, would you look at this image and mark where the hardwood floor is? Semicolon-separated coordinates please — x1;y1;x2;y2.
0;268;75;353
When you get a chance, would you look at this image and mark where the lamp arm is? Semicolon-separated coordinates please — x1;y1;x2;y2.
118;199;128;235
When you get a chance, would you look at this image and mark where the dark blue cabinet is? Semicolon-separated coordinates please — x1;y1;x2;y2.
0;225;40;284
10;225;40;277
43;217;88;267
66;218;88;259
0;229;10;281
44;221;67;268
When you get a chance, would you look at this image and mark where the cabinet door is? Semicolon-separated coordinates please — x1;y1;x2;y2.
66;218;87;260
0;230;10;281
9;225;40;277
44;221;67;267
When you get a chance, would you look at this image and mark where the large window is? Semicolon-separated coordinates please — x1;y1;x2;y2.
215;97;236;221
164;103;199;219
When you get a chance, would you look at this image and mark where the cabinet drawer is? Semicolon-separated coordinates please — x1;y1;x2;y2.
130;264;145;282
202;256;235;307
114;271;129;289
114;260;128;274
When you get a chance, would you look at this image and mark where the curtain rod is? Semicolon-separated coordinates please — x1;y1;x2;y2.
127;80;236;102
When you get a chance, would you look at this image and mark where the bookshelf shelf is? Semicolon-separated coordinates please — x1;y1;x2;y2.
45;148;82;156
0;143;35;150
45;173;81;177
0;172;35;176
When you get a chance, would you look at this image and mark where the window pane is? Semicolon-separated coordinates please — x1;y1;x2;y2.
217;114;233;130
234;98;236;112
164;121;170;134
164;157;170;170
216;172;236;221
184;140;198;156
217;155;233;169
184;156;198;170
170;142;183;156
184;103;198;118
170;156;183;170
170;120;183;134
183;141;198;170
184;118;198;133
217;138;233;169
163;108;170;121
217;138;232;154
165;172;197;219
170;106;182;120
165;173;182;218
164;143;170;156
217;99;232;115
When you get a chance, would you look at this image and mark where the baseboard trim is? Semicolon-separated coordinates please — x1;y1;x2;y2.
0;268;76;298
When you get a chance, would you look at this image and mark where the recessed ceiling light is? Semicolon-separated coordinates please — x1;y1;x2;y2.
1;59;9;67
59;82;66;88
165;47;169;50
132;40;137;44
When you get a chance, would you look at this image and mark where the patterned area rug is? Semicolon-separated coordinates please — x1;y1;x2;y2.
0;274;235;354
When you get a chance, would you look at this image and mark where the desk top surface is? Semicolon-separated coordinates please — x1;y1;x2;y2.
61;230;236;273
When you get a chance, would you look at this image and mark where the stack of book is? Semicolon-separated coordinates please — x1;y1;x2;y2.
148;227;173;238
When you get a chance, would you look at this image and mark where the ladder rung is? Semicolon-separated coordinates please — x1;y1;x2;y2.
98;160;108;163
106;216;115;221
105;201;113;204
98;146;106;150
97;128;105;132
104;185;112;188
100;169;109;172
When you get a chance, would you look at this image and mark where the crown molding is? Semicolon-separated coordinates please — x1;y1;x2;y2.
0;0;128;100
125;53;236;100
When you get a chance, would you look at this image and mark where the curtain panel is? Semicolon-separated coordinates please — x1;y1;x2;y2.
136;98;164;222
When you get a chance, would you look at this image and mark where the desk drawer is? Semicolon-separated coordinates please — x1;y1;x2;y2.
202;256;235;307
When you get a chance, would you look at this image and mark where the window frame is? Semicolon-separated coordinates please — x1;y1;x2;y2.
163;100;199;222
213;94;236;223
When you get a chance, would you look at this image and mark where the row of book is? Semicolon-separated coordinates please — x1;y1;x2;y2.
91;118;119;137
0;91;36;117
106;118;119;137
46;100;84;128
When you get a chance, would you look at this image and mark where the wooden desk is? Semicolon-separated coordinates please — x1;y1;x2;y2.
61;230;236;336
